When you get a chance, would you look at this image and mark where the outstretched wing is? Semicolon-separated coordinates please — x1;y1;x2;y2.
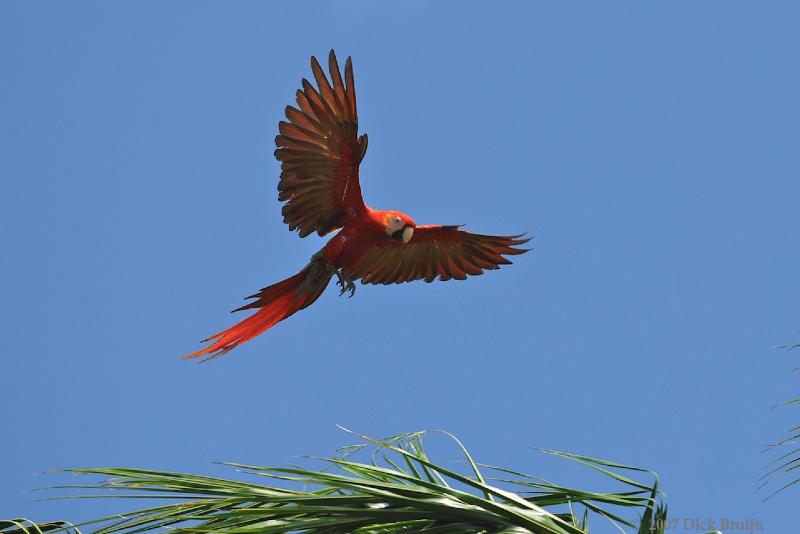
348;225;530;284
275;50;368;237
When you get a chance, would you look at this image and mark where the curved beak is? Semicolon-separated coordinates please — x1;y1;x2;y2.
401;226;414;245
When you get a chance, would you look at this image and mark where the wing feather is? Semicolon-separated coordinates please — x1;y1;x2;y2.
344;57;357;117
278;121;325;145
310;56;338;111
350;226;530;285
276;51;366;237
328;53;347;110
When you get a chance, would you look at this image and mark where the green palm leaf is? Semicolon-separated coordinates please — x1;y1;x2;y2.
761;342;800;499
0;519;81;534
13;429;721;534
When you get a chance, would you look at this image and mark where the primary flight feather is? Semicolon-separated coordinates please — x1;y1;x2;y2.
186;51;529;360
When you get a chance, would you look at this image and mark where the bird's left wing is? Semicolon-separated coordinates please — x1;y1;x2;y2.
276;51;367;237
348;225;530;284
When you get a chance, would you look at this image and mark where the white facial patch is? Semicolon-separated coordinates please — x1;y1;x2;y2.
386;216;405;234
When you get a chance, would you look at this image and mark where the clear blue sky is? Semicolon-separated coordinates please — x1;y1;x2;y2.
2;2;799;532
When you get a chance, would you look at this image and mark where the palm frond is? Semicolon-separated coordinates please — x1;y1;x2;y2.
14;429;717;533
761;342;800;499
0;519;81;534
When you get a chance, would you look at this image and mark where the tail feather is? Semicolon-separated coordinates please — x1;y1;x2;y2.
185;264;331;361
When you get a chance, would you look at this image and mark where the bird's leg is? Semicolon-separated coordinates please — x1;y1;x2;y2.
310;249;355;297
333;267;356;298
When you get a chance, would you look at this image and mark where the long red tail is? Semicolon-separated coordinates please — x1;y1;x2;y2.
185;264;332;361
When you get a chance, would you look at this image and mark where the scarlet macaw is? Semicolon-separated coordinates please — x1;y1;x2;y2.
186;51;529;360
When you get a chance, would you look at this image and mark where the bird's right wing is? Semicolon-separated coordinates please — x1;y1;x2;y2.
276;50;368;237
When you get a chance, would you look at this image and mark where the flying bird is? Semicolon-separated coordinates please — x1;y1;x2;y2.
186;51;529;360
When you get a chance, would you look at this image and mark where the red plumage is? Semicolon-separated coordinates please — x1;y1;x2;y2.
186;51;529;361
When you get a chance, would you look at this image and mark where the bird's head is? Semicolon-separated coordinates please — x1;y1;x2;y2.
384;212;416;244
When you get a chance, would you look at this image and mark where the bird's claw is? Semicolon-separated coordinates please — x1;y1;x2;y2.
335;269;356;298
